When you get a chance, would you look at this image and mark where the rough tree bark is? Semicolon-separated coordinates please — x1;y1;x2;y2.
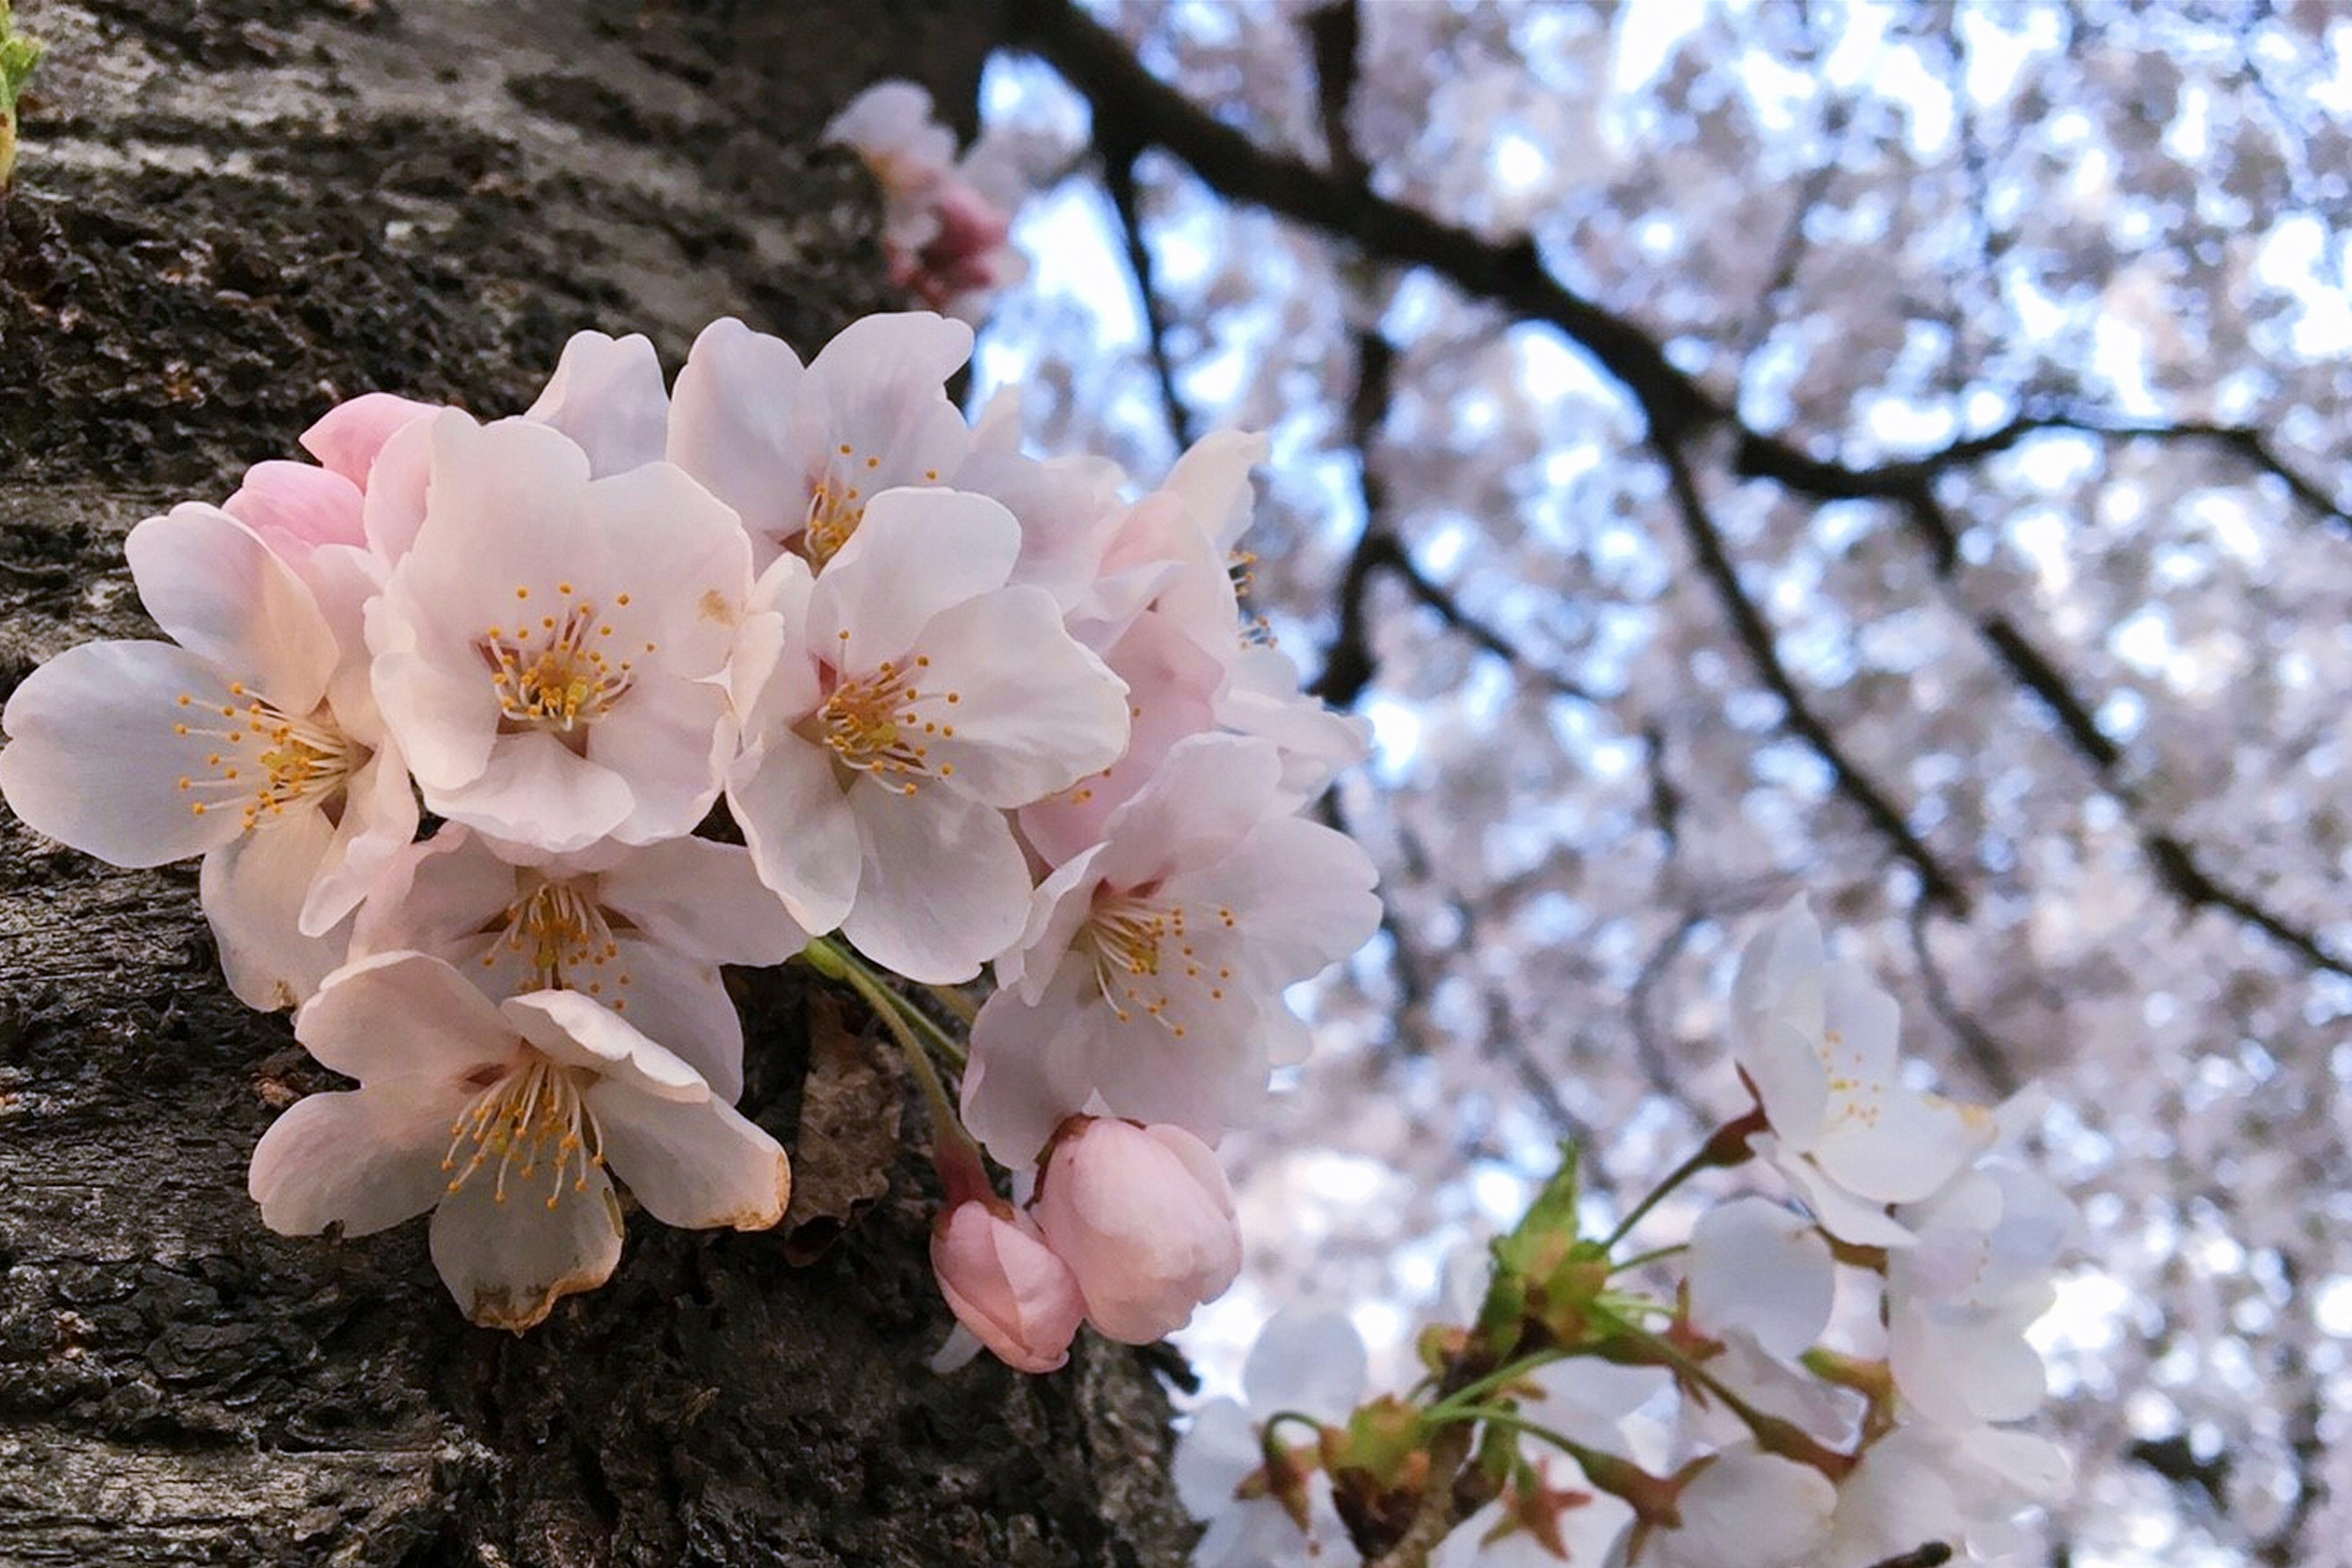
0;3;1194;1563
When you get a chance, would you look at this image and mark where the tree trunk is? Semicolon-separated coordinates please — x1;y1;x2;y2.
0;4;1193;1562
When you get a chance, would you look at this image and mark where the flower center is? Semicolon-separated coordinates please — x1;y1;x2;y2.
172;683;356;832
816;650;962;797
1082;891;1238;1039
442;1055;603;1211
480;584;645;733
482;875;636;1008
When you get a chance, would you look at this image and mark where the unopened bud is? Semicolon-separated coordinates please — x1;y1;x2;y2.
930;1197;1085;1373
1031;1117;1242;1343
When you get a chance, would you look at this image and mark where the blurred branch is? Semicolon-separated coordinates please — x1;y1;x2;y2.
1732;412;2352;539
1657;439;1972;913
1011;0;2352;981
1303;0;1368;189
1905;901;2021;1098
1096;140;1196;452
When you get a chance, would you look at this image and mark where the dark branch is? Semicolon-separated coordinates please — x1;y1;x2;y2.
1097;142;1196;452
1656;439;1971;912
1009;0;1719;440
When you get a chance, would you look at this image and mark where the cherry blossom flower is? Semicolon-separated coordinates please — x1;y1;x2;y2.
249;951;790;1331
1686;1196;1835;1362
1886;1156;2075;1428
823;81;1030;323
725;485;1129;982
1031;1117;1243;1343
368;410;754;856
1175;1305;1366;1568
1638;1444;1836;1568
350;826;807;1099
930;1196;1086;1373
965;734;1382;1164
1822;1423;2069;1568
1730;899;1992;1247
0;505;415;1009
668;312;974;570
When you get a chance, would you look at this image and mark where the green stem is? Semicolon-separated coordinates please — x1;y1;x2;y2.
1425;1349;1570;1419
804;937;987;1197
1609;1243;1687;1276
1600;1107;1767;1252
1421;1406;1679;1526
1613;1318;1852;1479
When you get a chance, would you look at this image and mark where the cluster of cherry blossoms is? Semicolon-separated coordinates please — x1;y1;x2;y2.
824;81;1028;325
1175;900;2074;1568
0;306;1378;1338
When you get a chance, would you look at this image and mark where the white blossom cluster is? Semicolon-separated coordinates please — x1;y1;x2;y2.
0;307;1377;1335
1175;902;2073;1568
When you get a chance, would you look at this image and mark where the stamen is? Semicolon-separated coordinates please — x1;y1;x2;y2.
480;591;635;731
815;658;962;791
172;689;357;832
1083;892;1234;1041
441;1056;604;1210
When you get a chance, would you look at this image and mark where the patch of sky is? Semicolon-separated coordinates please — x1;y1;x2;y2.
1955;1;2062;109
2254;213;2352;358
1491;126;1548;194
2095;687;2146;744
1362;694;1423;785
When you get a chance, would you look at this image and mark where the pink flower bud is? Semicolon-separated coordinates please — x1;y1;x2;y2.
931;1198;1085;1373
1032;1118;1243;1344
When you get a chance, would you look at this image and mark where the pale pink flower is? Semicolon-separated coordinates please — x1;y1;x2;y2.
1686;1196;1835;1362
668;312;974;570
1175;1306;1367;1568
725;486;1128;982
1640;1445;1836;1568
250;951;790;1332
965;734;1381;1164
368;410;753;856
824;81;1029;324
351;826;808;1099
1822;1423;2068;1568
1030;1117;1243;1344
1730;900;1992;1247
930;1197;1086;1373
0;505;415;1009
1886;1156;2074;1427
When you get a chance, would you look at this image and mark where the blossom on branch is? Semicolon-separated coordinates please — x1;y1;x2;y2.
250;952;790;1331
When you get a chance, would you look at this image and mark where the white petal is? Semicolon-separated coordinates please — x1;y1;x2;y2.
842;783;1030;983
598;938;746;1102
350;826;518;961
526;330;670;477
1090;733;1285;892
295;951;517;1082
297;739;421;936
0;641;247;865
582;672;730;846
502;988;709;1102
249;1080;469;1236
813;486;1019;659
1243;1306;1368;1412
426;729;635;856
727;736;861;934
126;505;339;715
586;1083;791;1230
1687;1196;1834;1357
668;317;808;561
597;837;809;965
428;1158;624;1331
904;586;1133;805
201;815;350;1011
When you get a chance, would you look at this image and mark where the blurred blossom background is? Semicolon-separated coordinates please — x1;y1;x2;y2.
976;3;2352;1564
